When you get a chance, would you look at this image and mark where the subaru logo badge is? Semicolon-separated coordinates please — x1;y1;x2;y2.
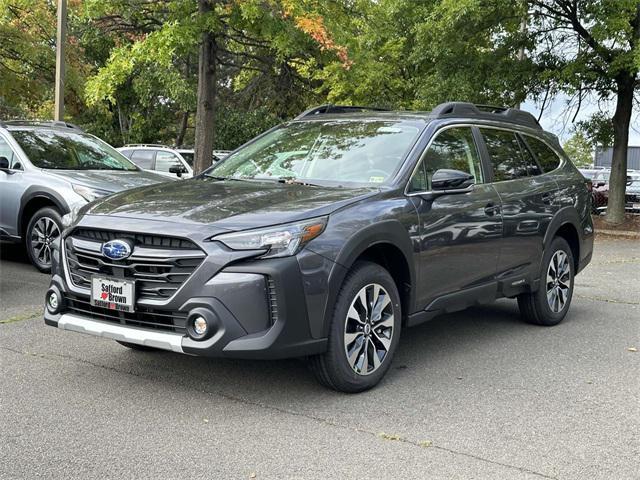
102;239;132;260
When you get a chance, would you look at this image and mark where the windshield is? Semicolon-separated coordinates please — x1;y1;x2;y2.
208;120;422;185
12;129;138;171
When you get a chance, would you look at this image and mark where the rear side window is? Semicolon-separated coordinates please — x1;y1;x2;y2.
517;136;542;176
480;129;529;181
525;136;562;173
408;127;483;192
130;150;155;169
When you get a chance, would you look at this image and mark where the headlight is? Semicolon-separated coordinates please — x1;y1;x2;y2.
213;217;328;258
72;184;112;202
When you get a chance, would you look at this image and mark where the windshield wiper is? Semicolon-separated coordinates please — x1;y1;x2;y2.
277;177;322;187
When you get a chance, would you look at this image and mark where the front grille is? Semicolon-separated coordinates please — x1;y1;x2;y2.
65;295;187;333
73;228;197;250
64;229;206;300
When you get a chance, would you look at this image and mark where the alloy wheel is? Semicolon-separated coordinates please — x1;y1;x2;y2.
546;250;571;313
343;283;395;376
30;216;60;268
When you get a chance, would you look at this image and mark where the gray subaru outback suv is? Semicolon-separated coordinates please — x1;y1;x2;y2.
0;121;167;272
44;103;594;392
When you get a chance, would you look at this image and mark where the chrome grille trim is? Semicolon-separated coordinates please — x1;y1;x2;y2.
64;231;206;301
267;278;279;326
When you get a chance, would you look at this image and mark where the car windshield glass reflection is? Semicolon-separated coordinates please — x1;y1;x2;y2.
208;121;421;185
12;130;138;171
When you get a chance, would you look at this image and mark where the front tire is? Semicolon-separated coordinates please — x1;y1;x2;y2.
310;261;401;393
25;207;63;273
518;237;574;326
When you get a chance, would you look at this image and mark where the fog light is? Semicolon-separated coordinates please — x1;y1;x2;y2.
193;316;208;336
47;291;59;313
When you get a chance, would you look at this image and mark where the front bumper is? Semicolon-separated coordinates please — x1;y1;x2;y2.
44;229;331;359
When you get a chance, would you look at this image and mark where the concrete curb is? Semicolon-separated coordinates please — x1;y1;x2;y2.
596;229;640;239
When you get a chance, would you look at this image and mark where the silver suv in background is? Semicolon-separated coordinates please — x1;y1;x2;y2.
0;121;168;272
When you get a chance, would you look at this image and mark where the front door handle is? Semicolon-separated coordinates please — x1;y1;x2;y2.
484;202;499;216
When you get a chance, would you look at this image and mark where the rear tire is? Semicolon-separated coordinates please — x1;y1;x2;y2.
518;237;574;326
25;207;63;273
116;341;161;352
309;261;401;393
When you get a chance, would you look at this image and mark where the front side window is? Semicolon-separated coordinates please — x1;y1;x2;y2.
481;129;530;181
408;127;483;192
155;151;183;173
525;136;562;173
11;129;137;171
209;120;422;185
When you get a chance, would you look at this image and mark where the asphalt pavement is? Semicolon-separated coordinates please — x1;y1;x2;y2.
0;236;638;479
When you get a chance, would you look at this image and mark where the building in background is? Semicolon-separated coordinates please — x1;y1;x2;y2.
594;146;640;170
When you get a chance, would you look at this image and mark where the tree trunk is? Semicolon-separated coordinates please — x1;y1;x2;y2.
175;110;189;147
605;74;634;225
193;0;217;174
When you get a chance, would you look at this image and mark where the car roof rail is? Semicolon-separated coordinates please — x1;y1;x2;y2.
122;143;169;148
295;104;389;120
431;102;542;130
2;119;84;131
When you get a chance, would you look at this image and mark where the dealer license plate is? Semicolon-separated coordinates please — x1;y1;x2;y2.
91;276;135;312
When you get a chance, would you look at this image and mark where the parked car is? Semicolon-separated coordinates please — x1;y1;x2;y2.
626;173;640;212
118;145;193;179
44;103;593;392
176;148;230;168
0;121;168;272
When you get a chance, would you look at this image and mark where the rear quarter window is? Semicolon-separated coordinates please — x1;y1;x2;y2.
525;136;562;173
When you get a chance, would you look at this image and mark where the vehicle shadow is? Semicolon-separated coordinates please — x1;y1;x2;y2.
93;298;586;402
0;241;30;264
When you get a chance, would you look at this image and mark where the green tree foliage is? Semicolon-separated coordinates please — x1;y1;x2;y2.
563;132;595;167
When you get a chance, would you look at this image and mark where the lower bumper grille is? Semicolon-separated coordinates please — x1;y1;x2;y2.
65;295;187;334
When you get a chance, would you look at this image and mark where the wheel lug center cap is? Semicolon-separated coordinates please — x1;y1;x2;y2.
364;324;371;335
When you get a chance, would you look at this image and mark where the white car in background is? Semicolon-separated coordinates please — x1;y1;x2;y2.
118;145;231;179
118;145;193;179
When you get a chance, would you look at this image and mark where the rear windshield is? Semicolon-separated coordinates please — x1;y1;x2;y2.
12;129;138;171
209;120;422;185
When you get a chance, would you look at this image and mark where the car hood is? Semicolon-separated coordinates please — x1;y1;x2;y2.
45;169;170;192
85;177;379;229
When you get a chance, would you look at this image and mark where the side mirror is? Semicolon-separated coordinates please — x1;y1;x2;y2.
431;169;475;192
0;156;9;170
169;165;185;177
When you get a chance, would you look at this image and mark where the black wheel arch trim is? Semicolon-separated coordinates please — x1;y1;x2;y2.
320;220;416;337
541;206;586;273
18;186;70;235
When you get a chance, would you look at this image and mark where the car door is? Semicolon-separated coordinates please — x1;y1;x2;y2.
477;127;560;287
154;150;185;178
0;133;28;238
408;125;503;311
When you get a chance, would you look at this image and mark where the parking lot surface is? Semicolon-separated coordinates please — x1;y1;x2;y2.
1;236;638;479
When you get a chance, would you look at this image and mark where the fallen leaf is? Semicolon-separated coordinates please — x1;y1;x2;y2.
419;440;433;448
378;432;401;441
203;419;209;423
627;347;637;352
249;473;256;479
